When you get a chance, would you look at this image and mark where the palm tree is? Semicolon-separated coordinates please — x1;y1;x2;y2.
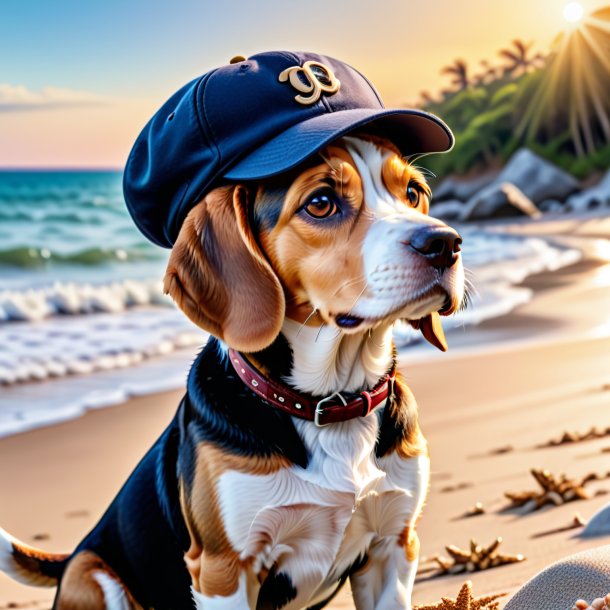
499;40;544;78
419;90;436;107
441;59;470;91
473;60;500;85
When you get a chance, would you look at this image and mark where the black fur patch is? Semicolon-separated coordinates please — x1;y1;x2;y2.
257;569;298;610
375;375;417;458
180;338;308;494
252;332;294;379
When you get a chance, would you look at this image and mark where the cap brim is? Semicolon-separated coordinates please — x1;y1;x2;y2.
224;107;453;180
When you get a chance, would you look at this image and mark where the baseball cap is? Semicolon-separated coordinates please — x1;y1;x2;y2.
123;51;454;248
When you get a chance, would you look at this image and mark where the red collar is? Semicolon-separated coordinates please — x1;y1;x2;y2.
228;348;396;427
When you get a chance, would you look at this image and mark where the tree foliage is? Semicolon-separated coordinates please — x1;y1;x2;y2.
420;7;610;179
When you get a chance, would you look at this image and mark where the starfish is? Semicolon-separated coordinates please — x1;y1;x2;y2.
505;468;608;512
415;580;506;610
433;537;525;575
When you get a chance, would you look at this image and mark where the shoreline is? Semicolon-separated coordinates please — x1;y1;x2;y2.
1;234;610;606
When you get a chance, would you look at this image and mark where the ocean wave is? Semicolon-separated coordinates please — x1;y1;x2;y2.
0;277;170;322
0;246;160;268
0;305;205;389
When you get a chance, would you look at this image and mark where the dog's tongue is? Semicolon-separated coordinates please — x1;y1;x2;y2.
411;312;447;352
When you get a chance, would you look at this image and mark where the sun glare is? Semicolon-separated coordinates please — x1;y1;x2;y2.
563;2;584;23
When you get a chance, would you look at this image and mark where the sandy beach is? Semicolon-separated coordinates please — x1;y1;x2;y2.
1;217;610;608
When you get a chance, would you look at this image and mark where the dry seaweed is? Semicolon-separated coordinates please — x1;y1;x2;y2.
538;426;610;448
532;512;587;538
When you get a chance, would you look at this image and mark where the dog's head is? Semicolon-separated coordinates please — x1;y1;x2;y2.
164;135;464;353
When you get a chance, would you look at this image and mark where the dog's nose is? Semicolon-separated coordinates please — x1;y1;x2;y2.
409;226;462;269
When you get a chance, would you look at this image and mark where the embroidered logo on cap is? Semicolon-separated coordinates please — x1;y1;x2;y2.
278;61;341;105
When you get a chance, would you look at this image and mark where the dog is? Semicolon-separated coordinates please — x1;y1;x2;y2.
0;134;464;610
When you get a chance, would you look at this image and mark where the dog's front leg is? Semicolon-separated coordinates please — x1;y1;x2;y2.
190;571;254;610
349;448;429;610
350;528;419;610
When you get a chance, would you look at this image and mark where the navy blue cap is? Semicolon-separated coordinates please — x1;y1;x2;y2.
123;51;454;248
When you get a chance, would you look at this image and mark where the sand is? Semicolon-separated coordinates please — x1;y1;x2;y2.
2;219;610;608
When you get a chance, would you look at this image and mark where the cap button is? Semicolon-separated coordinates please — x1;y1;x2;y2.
229;55;247;64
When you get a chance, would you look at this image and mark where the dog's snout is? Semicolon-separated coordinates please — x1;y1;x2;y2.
408;226;462;269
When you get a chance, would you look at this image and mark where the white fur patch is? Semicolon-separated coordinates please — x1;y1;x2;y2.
93;571;132;610
0;527;15;578
281;319;394;396
0;527;55;587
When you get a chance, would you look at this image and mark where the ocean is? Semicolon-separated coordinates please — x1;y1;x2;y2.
0;171;581;437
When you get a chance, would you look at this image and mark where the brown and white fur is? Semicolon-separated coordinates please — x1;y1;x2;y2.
0;135;464;610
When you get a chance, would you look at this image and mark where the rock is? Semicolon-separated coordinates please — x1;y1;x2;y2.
495;149;579;203
566;169;610;212
429;199;466;221
582;503;610;537
504;545;610;610
433;171;500;202
538;199;565;214
462;182;542;220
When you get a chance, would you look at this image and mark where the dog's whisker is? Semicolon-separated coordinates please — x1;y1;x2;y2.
297;308;319;337
331;277;366;298
345;284;368;317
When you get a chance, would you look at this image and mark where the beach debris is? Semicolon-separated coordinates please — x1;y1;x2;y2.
463;502;486;518
65;509;90;518
0;602;51;609
504;468;610;512
432;537;525;575
572;593;610;610
533;512;588;538
31;533;50;541
537;426;610;448
415;580;506;610
582;502;610;538
440;481;474;494
489;444;514;456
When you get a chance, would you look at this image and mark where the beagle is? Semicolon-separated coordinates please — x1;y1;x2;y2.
0;135;464;610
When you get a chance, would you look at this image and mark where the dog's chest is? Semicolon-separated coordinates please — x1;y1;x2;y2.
215;414;429;608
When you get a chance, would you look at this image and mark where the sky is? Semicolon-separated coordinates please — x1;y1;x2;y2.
1;0;608;168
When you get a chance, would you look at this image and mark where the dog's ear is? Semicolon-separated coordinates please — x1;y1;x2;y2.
164;185;285;352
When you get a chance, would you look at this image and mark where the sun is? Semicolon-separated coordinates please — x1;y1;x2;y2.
563;1;584;23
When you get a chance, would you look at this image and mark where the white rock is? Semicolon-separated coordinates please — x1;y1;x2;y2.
566;169;610;212
429;199;466;221
463;182;542;220
495;148;579;203
433;171;499;201
582;503;610;538
538;199;565;214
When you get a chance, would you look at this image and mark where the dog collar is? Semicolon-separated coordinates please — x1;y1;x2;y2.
228;348;396;427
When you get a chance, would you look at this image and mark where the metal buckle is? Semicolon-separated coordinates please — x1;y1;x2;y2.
314;391;347;427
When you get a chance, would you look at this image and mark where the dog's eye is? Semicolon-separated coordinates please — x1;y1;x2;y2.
406;181;422;207
302;190;340;219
